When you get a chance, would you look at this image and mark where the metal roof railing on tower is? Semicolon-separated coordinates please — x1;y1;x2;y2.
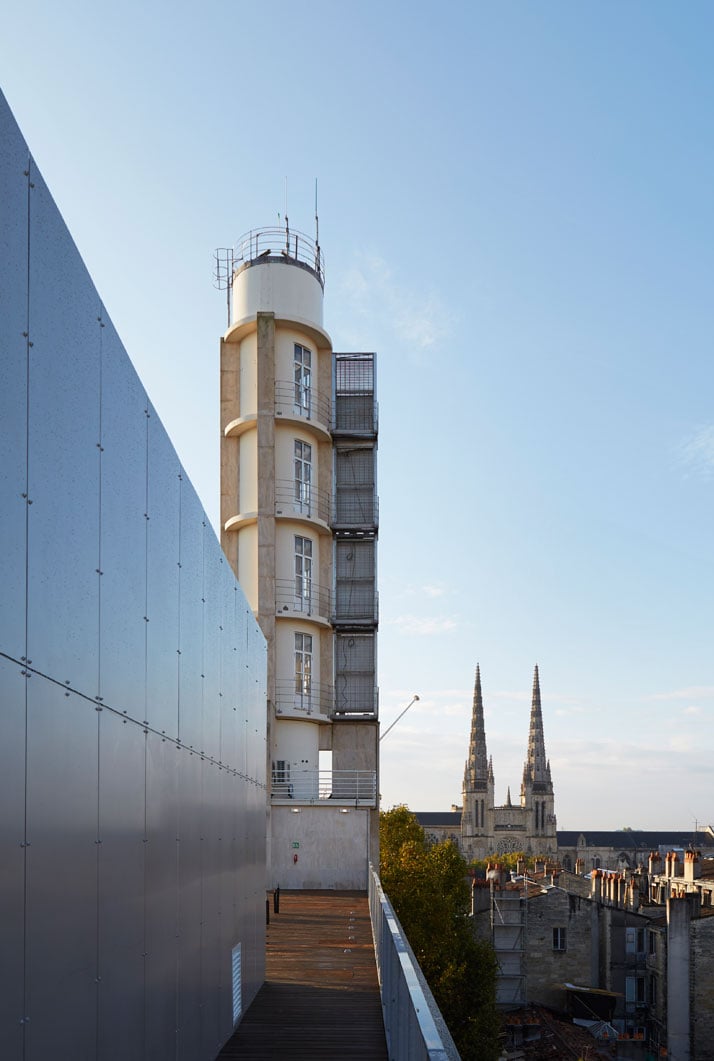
232;226;324;286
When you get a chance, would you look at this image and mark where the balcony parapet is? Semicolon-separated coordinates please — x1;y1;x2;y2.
274;380;331;439
276;578;332;626
275;679;333;719
369;866;460;1060
271;768;376;806
275;480;331;531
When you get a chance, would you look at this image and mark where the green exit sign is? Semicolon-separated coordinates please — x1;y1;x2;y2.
292;842;300;849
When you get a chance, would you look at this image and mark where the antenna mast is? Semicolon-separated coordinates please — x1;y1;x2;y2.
314;178;321;274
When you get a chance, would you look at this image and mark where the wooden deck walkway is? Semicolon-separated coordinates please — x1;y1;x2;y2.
217;890;388;1060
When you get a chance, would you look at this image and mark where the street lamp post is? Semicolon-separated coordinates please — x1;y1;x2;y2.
379;695;420;742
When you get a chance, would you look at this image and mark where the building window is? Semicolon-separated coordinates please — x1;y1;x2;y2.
552;928;566;952
626;928;647;956
294;439;312;513
294;344;312;416
294;535;313;609
648;931;657;956
649;975;657;1006
294;632;312;705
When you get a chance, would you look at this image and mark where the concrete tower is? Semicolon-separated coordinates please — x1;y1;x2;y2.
219;225;379;889
520;665;556;844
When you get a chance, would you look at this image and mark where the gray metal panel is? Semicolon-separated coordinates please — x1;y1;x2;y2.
96;708;145;1060
144;730;178;1061
200;759;222;1057
178;478;204;752
1;91;267;1061
177;746;202;1061
0;658;26;1060
219;571;237;764
98;317;148;721
145;407;180;737
234;599;250;777
0;95;29;662
25;676;98;1059
26;157;101;696
218;769;239;1031
201;533;224;761
220;585;239;772
247;622;268;780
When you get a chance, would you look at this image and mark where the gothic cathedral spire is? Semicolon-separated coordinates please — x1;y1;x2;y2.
464;664;489;787
520;665;556;839
522;664;550;787
461;665;494;849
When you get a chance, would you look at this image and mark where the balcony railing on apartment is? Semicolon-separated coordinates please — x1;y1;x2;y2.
275;578;332;622
274;679;333;718
275;480;331;525
274;380;331;428
271;768;377;805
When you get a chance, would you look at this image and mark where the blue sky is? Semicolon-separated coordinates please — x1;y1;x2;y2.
3;2;713;829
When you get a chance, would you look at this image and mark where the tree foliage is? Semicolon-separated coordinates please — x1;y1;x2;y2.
379;806;500;1060
469;851;531;874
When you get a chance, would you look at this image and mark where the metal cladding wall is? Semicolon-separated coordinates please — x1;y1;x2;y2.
0;90;267;1061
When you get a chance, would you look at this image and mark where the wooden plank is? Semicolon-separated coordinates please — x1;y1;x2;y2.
217;890;388;1059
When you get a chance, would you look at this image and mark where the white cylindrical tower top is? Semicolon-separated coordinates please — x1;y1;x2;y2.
230;226;325;332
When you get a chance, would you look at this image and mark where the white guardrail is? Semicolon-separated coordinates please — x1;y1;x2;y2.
368;866;461;1061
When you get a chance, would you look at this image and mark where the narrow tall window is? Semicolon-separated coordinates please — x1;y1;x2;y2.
294;344;312;416
294;439;312;513
294;535;313;610
294;632;312;707
553;927;566;952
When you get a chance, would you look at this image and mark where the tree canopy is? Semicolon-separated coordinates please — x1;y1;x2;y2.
379;806;500;1061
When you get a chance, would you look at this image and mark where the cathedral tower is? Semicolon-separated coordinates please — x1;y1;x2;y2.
461;665;495;849
520;665;556;843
